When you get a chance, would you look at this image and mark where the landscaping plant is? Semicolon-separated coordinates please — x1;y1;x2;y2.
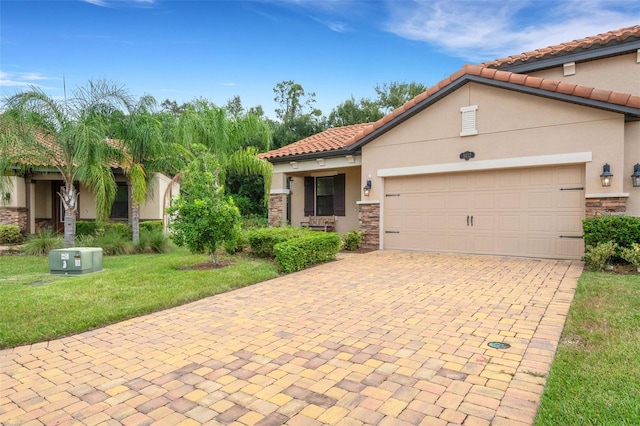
582;241;618;271
167;147;241;265
22;229;63;256
621;243;640;271
0;224;22;245
341;229;364;251
274;232;341;273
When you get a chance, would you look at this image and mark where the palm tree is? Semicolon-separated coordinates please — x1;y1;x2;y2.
168;100;273;206
108;95;166;244
0;80;132;247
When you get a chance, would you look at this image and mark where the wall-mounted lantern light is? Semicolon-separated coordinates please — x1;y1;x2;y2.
632;164;640;188
363;178;372;196
600;163;613;187
2;192;10;204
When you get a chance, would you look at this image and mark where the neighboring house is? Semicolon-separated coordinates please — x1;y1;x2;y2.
260;25;640;260
0;138;179;234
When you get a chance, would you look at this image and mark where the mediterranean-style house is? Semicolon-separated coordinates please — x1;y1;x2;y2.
0;142;179;234
261;25;640;260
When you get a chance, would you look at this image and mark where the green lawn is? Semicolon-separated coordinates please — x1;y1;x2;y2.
536;271;640;425
0;250;279;349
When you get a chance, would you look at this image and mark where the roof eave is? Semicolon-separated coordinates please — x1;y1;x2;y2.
264;148;360;164
493;39;640;73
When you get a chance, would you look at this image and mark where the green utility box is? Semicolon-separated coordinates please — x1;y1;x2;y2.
49;247;103;275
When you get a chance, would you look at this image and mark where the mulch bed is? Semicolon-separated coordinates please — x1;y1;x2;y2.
176;259;234;271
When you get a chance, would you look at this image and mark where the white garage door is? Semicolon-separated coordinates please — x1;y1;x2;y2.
383;165;585;259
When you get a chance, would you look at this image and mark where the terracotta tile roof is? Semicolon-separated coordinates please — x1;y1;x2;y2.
259;122;373;160
483;25;640;69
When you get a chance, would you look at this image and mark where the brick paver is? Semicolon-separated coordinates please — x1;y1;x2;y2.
0;251;581;425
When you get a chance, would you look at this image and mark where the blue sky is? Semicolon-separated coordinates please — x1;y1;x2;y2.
1;0;639;119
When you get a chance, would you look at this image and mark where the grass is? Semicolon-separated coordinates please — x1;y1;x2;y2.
0;250;279;349
536;271;640;425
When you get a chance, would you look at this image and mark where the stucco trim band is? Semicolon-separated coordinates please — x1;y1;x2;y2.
585;193;630;198
269;189;291;195
377;152;593;178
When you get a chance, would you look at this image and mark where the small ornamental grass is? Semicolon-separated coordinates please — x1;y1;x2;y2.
22;229;63;256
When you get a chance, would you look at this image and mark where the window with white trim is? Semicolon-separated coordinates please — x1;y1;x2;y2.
460;105;478;136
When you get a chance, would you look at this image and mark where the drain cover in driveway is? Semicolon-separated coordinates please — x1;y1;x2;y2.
488;341;511;349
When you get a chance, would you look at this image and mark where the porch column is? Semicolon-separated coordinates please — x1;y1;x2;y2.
357;201;380;249
268;190;289;227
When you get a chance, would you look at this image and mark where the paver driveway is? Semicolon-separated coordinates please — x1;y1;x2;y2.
0;251;581;426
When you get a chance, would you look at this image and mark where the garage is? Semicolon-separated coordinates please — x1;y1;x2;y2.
383;165;585;259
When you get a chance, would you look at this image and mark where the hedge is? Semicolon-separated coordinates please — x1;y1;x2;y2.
583;215;640;261
247;227;310;258
274;232;341;273
0;225;22;244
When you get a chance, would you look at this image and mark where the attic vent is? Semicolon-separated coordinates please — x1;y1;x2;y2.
563;62;576;76
460;105;478;136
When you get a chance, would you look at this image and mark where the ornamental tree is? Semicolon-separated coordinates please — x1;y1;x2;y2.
167;147;240;265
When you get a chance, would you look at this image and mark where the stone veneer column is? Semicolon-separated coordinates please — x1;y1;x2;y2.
585;197;627;217
358;202;379;249
0;207;28;232
268;193;287;227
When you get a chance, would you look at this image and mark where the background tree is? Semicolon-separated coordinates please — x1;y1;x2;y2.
0;80;131;247
374;81;427;113
327;96;383;127
272;80;325;148
167;146;240;265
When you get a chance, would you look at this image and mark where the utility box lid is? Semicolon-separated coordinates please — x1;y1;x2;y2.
49;247;103;275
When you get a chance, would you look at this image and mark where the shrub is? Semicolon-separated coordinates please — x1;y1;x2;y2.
22;229;63;256
140;220;163;233
76;221;101;236
93;229;134;255
274;232;341;273
136;230;172;254
75;234;96;247
583;216;640;261
621;243;640;271
583;241;618;271
241;215;268;230
0;225;23;244
248;227;310;258
341;230;364;251
104;222;132;239
224;229;249;255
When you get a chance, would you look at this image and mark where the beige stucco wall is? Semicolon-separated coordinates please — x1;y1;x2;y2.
1;176;25;208
34;181;52;218
624;121;640;216
139;173;180;220
363;82;626;198
529;52;640;96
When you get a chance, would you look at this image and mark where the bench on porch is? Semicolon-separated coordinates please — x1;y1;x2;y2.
301;216;335;232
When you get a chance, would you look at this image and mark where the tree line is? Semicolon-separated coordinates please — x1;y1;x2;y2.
162;79;428;149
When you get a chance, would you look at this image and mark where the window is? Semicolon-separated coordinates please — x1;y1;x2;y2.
304;174;345;216
110;184;128;219
316;177;334;215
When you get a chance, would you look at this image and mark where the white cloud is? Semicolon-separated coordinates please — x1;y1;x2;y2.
219;82;237;87
84;0;156;8
382;0;640;62
0;72;57;88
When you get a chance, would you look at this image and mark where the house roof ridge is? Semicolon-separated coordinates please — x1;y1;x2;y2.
482;25;640;69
